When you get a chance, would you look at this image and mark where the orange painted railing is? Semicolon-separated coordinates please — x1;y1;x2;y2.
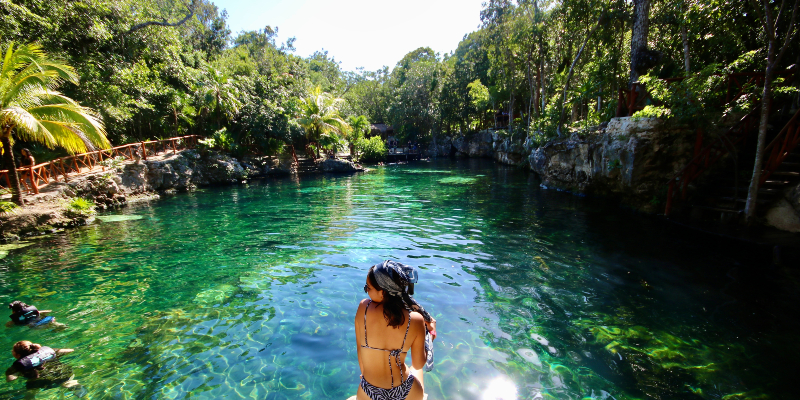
664;109;760;216
0;135;200;194
760;108;800;186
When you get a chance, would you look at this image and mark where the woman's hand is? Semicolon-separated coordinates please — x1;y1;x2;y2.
56;349;74;356
425;318;437;339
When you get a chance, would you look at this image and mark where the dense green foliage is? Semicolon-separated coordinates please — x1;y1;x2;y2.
0;0;346;159
355;136;387;163
1;0;796;159
341;0;797;143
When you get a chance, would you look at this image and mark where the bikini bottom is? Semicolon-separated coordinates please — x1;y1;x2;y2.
360;374;416;400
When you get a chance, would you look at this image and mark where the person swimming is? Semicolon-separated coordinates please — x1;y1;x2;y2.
355;261;437;400
6;301;66;329
5;340;79;391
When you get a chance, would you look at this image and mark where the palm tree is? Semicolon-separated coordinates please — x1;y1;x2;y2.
164;90;196;134
296;86;349;159
346;115;371;160
1;42;110;205
199;68;241;129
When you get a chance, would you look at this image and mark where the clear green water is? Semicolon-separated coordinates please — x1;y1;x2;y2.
1;159;798;400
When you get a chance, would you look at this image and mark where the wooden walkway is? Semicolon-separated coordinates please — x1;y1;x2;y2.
387;148;421;163
0;135;200;195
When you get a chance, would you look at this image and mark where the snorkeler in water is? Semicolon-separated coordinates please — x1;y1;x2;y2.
6;301;66;329
5;340;80;393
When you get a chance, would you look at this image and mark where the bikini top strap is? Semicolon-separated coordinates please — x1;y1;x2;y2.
400;311;411;349
363;299;372;347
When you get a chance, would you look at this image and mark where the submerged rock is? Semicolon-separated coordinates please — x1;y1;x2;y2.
516;348;542;366
766;198;800;232
321;158;366;173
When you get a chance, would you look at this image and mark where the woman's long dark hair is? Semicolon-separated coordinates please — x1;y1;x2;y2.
367;267;409;328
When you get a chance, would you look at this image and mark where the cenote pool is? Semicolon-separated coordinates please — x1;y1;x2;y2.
1;159;798;400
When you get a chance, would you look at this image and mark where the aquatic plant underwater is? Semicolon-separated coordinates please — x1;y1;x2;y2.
0;159;797;399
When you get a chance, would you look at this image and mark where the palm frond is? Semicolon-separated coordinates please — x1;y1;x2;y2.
35;120;89;153
28;104;109;150
1;105;54;142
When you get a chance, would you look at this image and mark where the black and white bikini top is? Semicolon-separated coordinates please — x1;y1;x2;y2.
360;300;412;388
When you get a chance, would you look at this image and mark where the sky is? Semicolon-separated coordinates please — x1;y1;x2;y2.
212;0;486;72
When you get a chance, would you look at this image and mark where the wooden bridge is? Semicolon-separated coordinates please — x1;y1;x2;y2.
0;135;201;195
386;148;422;163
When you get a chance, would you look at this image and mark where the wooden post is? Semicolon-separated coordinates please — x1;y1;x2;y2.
141;142;147;160
665;181;674;216
29;167;39;194
3;171;10;189
172;139;177;155
693;128;703;157
99;150;105;171
61;159;69;182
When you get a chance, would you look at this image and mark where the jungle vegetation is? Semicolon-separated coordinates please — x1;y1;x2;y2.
1;0;797;215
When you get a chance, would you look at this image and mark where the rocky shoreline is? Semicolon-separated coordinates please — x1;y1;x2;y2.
0;150;366;241
427;117;800;232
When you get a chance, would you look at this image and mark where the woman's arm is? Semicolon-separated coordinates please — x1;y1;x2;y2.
5;366;19;382
56;348;74;356
39;310;52;315
354;299;368;374
408;312;427;387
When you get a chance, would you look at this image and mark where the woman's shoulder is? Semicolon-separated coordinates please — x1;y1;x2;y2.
408;310;426;327
356;298;370;312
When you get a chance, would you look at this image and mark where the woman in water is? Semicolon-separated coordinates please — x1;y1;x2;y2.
355;261;436;400
5;340;78;391
6;301;66;329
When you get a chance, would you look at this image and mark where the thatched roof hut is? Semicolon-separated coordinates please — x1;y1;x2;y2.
370;124;394;138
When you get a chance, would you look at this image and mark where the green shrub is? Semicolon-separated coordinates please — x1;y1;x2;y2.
100;156;126;170
197;138;217;154
1;201;18;214
63;197;96;218
355;136;387;163
212;127;233;152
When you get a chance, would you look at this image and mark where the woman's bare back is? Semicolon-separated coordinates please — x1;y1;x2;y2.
355;299;425;400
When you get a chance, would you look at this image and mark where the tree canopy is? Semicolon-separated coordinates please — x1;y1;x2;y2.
0;0;795;160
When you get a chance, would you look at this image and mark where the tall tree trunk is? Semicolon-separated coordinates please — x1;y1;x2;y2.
681;26;691;73
527;56;535;129
630;0;651;85
744;46;775;222
681;1;691;73
508;91;515;136
1;130;23;206
557;15;603;136
744;0;799;223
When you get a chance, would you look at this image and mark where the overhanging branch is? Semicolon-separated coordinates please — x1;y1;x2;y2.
127;0;197;34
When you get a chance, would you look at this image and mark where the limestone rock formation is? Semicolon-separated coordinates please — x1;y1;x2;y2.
321;158;366;172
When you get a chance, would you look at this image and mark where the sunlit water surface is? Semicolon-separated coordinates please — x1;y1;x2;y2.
1;159;798;400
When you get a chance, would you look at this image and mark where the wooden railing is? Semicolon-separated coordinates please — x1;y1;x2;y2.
660;69;799;215
664;109;760;216
760;108;800;186
0;135;201;194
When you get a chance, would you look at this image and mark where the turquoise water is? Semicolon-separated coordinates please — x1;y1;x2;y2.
1;159;798;399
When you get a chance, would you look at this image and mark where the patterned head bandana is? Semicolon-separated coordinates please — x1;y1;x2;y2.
372;260;431;322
